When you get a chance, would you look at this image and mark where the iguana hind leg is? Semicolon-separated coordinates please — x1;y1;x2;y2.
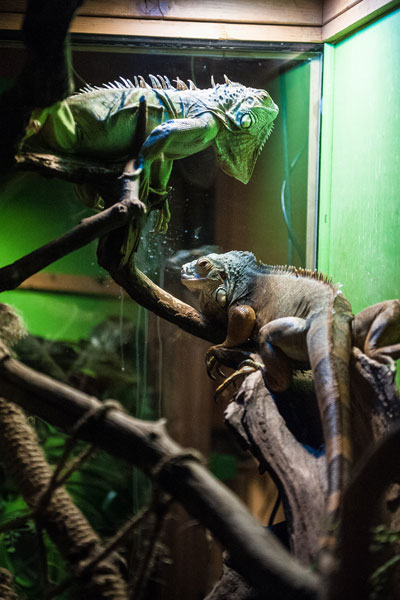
353;299;400;368
259;317;308;392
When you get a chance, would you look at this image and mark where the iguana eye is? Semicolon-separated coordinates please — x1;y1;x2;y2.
240;113;253;128
197;258;210;268
196;258;212;275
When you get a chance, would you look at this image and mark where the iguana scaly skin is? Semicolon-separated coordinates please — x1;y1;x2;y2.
21;75;279;223
181;252;400;556
181;250;354;552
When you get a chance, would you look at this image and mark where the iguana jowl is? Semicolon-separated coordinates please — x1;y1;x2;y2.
21;75;279;227
181;250;355;551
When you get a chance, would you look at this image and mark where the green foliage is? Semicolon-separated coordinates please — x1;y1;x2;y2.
0;317;156;598
369;525;400;600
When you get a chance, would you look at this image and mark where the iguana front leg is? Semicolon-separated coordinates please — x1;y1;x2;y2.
206;305;256;379
137;113;220;230
140;113;221;164
352;300;400;368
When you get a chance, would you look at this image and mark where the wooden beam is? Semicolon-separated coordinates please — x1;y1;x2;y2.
322;0;400;41
0;0;323;26
323;0;363;24
18;271;123;297
0;0;398;44
0;13;322;43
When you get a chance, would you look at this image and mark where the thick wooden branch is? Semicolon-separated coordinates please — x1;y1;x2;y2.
225;369;327;565
0;352;318;599
0;198;142;293
224;347;400;598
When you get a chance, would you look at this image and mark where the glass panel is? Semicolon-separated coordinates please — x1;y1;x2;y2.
0;37;322;598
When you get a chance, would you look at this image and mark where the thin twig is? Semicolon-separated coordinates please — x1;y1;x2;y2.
45;503;154;600
35;522;49;592
130;492;172;600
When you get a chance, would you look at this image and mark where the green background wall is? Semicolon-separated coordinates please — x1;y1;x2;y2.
249;59;312;268
318;8;400;313
0;172;138;341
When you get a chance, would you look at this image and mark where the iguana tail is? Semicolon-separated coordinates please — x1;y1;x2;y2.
307;292;353;554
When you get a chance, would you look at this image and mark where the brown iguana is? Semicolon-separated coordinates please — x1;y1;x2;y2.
20;76;279;231
180;250;400;553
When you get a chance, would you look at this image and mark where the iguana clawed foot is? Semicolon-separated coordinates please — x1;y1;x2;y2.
352;300;400;373
205;343;263;397
205;346;227;380
152;199;171;235
205;344;256;381
214;359;264;398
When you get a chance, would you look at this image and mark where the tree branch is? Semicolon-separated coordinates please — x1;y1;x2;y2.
0;351;319;599
102;257;225;344
225;368;326;565
0;197;141;293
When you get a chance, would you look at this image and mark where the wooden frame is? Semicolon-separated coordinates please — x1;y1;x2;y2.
18;272;122;297
305;57;322;270
0;1;399;44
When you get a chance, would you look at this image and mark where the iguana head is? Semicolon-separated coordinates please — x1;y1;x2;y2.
210;80;279;184
181;251;257;311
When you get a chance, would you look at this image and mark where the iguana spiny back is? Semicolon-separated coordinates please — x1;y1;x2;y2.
181;250;354;551
21;75;279;194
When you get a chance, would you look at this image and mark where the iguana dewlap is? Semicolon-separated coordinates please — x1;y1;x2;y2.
21;75;279;206
181;250;354;551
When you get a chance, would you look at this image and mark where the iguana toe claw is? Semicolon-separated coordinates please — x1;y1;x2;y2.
216;365;226;378
205;350;218;380
238;359;264;371
132;198;147;216
151;199;171;234
214;359;264;397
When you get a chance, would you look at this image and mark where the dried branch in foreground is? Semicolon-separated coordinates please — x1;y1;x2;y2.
225;368;326;566
332;414;400;599
0;568;21;600
0;348;319;599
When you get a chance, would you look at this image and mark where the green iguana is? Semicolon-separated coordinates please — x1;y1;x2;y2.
180;250;400;553
20;75;279;230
